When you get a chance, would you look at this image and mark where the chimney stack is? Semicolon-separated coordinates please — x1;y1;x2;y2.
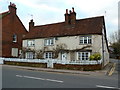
64;7;76;25
70;7;76;25
64;9;70;25
29;19;34;32
8;2;17;15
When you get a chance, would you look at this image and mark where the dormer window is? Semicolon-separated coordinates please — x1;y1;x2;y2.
13;34;17;43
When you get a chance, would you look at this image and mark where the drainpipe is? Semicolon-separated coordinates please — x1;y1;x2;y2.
102;28;105;68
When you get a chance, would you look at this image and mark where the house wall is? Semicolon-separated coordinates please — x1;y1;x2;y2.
102;28;109;66
23;35;103;60
2;12;27;58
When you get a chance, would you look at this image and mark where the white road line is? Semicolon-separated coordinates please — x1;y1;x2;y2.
23;76;45;80
96;85;120;89
16;75;63;83
46;79;63;83
16;75;23;77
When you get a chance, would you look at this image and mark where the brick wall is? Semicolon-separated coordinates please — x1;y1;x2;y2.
2;5;27;57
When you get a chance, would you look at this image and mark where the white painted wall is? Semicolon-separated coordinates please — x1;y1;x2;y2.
23;35;105;61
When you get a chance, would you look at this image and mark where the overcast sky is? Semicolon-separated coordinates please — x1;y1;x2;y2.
0;0;119;40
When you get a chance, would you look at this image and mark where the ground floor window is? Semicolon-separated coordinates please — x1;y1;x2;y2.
44;52;53;59
12;48;18;57
25;52;34;59
77;52;90;60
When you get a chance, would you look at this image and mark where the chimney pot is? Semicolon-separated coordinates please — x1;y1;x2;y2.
69;10;72;14
72;7;74;12
9;2;17;14
66;9;68;14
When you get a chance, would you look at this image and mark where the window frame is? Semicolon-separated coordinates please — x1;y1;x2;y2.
44;52;53;59
79;36;92;44
44;38;55;46
25;52;34;59
27;40;35;47
11;48;18;57
13;34;17;43
77;52;90;60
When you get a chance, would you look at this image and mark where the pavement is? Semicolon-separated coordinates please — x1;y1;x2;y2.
1;62;118;76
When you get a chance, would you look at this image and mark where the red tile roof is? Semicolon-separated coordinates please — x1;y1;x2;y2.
23;16;104;39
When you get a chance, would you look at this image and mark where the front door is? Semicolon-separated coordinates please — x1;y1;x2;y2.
61;52;67;61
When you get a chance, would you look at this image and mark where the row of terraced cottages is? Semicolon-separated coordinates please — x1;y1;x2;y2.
1;3;109;68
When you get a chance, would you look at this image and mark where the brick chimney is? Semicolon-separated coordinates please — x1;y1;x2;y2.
64;7;76;25
8;2;17;15
70;7;76;25
64;9;70;25
29;19;34;32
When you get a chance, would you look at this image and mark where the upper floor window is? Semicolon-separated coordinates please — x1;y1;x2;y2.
13;34;17;43
44;38;55;46
80;36;92;44
27;40;35;47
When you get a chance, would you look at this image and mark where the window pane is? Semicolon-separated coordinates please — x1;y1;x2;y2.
78;52;81;60
88;36;92;44
82;53;84;60
13;34;17;42
80;36;92;44
44;38;54;46
78;52;90;60
46;53;48;58
84;37;87;44
28;40;34;46
45;52;53;59
51;39;53;45
80;37;84;44
26;52;33;59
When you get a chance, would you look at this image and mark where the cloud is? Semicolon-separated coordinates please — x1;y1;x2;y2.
0;0;119;37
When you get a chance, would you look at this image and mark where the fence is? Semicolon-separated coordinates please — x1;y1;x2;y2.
0;57;102;68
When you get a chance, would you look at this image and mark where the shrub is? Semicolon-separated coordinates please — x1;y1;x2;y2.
90;53;101;61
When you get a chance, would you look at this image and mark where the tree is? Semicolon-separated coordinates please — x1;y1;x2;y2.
109;31;118;44
112;41;120;58
109;30;120;59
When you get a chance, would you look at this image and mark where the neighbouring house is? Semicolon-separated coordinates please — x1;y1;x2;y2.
23;8;109;67
0;2;28;58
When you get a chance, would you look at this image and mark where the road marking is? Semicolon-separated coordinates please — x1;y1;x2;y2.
16;75;23;77
96;85;120;89
16;75;63;83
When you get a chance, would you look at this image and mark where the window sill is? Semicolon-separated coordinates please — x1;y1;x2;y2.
27;46;35;47
44;45;54;46
13;41;17;43
79;43;92;45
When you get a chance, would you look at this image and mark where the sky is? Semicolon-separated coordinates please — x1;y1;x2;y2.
0;0;119;41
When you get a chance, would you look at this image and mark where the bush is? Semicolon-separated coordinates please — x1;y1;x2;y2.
90;53;101;61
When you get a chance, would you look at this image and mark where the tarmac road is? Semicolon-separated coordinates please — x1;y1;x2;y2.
2;65;119;89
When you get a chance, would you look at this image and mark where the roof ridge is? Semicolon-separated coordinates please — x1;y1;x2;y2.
76;16;104;21
35;21;64;27
0;11;9;15
0;11;10;19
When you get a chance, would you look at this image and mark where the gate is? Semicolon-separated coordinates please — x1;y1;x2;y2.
47;59;53;68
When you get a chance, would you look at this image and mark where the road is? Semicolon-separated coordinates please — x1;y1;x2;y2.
2;65;119;89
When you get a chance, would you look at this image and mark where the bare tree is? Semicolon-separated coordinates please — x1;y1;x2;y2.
109;31;118;44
